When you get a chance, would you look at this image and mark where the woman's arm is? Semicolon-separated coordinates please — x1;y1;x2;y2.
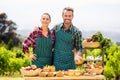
22;30;38;59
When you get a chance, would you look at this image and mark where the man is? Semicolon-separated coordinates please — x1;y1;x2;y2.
52;7;83;71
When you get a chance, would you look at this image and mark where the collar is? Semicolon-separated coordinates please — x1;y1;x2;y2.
60;23;73;32
38;27;51;37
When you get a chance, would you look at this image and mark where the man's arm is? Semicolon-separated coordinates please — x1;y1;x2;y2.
74;29;83;61
74;29;83;54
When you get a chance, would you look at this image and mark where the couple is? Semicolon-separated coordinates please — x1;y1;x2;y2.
22;7;83;71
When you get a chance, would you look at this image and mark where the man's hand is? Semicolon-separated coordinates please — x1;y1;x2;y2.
74;51;82;62
74;54;82;62
34;26;39;31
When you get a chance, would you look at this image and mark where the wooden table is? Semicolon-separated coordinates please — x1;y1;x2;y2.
24;75;105;80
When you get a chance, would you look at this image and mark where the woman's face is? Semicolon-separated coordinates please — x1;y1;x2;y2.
40;14;51;27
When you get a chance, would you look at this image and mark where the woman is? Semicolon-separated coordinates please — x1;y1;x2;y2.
22;13;55;68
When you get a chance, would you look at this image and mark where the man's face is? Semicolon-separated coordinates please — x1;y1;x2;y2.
62;10;73;24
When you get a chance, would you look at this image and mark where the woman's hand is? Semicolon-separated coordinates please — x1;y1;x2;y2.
26;53;37;60
28;54;37;61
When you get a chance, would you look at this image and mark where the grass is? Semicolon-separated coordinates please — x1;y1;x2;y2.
0;77;24;80
0;73;24;80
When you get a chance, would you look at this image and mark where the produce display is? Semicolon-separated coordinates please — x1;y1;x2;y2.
20;64;103;77
85;62;103;75
20;65;41;76
82;31;112;48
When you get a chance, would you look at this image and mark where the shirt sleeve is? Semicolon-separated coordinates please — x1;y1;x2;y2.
51;25;58;31
51;23;62;32
74;30;83;53
51;30;55;48
22;31;37;54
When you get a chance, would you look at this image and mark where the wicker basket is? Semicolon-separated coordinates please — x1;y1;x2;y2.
86;68;103;75
93;68;103;75
82;42;100;48
20;69;40;76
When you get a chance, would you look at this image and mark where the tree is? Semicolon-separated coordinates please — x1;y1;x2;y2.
0;12;20;47
0;12;17;34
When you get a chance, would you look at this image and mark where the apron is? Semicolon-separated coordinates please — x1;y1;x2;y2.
32;34;53;68
53;27;76;71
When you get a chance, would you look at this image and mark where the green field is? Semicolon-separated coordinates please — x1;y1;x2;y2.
0;74;24;80
0;77;24;80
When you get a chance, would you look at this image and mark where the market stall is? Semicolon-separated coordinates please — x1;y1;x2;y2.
20;41;105;80
20;53;105;80
24;75;105;80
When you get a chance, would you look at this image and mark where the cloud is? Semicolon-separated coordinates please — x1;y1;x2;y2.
1;0;120;32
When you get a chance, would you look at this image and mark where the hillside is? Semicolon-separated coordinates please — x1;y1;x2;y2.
16;29;120;43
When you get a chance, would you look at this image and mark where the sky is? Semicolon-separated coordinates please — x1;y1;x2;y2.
0;0;120;33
